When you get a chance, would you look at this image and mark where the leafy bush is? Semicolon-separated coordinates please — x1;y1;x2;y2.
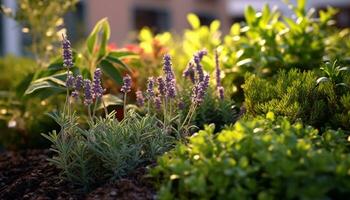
151;114;350;200
44;110;174;188
133;0;348;100
243;68;350;130
0;55;62;149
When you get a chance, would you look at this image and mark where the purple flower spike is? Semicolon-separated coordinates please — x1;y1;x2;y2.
66;74;75;88
83;79;93;105
217;86;224;100
163;54;176;98
146;77;155;99
71;90;79;99
121;74;132;93
74;75;83;91
157;77;166;96
183;62;195;83
193;49;207;82
215;49;221;88
192;74;210;105
93;68;104;99
136;90;145;107
62;35;73;69
154;95;162;110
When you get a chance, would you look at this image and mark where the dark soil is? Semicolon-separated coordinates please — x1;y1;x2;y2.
0;150;155;200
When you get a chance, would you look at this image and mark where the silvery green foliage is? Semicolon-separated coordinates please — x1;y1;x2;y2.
43;110;174;188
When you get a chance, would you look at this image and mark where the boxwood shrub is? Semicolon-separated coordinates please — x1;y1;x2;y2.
151;113;350;199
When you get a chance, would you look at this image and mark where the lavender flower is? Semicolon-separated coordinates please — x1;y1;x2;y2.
83;79;93;105
62;35;73;69
154;95;162;110
157;77;166;96
183;62;195;83
166;80;176;98
71;90;79;99
163;54;176;98
92;68;104;99
163;54;175;81
192;74;210;104
193;49;207;82
217;86;224;100
121;74;132;93
146;77;155;99
215;49;221;88
74;75;83;91
66;74;75;88
136;90;145;107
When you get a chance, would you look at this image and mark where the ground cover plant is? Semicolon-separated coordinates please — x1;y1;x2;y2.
151;113;350;200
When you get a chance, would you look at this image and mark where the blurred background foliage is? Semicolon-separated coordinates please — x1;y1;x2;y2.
0;0;349;149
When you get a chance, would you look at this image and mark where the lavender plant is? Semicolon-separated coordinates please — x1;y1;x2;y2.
132;49;237;134
43;36;175;188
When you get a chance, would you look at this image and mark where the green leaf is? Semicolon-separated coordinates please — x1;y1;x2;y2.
245;6;256;25
99;59;123;85
108;51;138;59
210;20;220;32
230;23;241;36
25;80;66;96
97;94;123;110
187;13;200;29
236;58;253;67
98;19;111;58
86;18;108;55
316;77;329;85
106;53;131;72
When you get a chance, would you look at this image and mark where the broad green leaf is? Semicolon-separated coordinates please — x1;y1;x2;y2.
86;18;108;54
96;94;123;110
98;19;111;58
187;13;200;29
106;53;131;72
25;80;66;95
99;60;123;85
108;51;137;59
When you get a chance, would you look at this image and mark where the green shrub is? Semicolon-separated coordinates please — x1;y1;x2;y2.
243;69;350;130
43;110;174;188
178;87;238;132
151;114;350;200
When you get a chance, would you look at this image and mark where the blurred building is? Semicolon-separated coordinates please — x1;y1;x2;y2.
1;0;350;56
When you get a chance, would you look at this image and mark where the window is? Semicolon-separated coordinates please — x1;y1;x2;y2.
197;13;216;26
133;8;170;34
64;1;86;42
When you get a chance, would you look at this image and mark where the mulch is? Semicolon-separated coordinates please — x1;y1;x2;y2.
0;150;155;200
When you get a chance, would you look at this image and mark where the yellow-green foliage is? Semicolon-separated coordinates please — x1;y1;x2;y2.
151;115;350;199
137;0;346;98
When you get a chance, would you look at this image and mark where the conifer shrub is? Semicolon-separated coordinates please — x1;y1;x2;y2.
151;114;350;200
243;69;350;130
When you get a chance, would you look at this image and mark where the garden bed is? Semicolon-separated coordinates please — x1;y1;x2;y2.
0;150;154;200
